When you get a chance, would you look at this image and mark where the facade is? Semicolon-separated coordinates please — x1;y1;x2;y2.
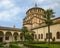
23;4;60;42
0;26;23;42
32;17;60;42
0;4;60;42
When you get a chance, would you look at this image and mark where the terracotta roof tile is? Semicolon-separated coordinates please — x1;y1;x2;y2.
0;26;21;31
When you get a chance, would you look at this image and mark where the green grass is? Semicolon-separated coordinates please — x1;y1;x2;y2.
10;44;23;48
30;44;60;48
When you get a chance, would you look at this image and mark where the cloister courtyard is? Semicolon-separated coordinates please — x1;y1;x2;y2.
0;1;60;48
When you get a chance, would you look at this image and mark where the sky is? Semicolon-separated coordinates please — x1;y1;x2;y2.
0;0;60;28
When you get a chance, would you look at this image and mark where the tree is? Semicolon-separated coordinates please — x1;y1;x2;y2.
52;37;55;42
21;26;28;41
43;9;55;44
25;32;33;41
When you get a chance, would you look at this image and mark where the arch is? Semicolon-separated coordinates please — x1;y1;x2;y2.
50;32;52;39
46;32;52;39
5;32;12;41
35;34;37;39
20;33;23;40
41;34;43;39
56;31;60;39
0;31;4;42
13;32;19;41
31;33;34;37
38;34;40;39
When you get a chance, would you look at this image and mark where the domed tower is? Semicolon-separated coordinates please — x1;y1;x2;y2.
23;4;44;30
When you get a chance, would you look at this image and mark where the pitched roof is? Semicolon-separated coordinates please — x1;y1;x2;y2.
32;17;60;30
0;26;21;31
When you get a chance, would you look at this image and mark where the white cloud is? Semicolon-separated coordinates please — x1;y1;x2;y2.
0;0;60;21
0;0;23;22
29;0;44;3
42;3;59;9
0;0;14;8
31;0;44;3
8;7;20;16
0;11;10;21
0;6;21;21
33;0;60;9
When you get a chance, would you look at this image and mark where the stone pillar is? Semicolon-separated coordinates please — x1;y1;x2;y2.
12;35;13;42
17;35;20;41
12;32;14;42
12;35;14;42
3;35;5;42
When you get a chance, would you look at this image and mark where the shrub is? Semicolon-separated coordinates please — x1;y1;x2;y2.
29;41;46;44
10;44;22;48
50;42;60;44
0;42;6;47
24;43;49;48
52;37;55;42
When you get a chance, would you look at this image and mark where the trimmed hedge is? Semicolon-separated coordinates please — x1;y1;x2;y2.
0;42;6;47
24;43;49;48
28;41;60;44
29;41;46;44
17;41;60;44
10;44;22;48
50;42;60;44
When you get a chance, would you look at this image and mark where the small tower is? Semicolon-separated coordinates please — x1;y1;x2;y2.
13;24;15;28
35;3;37;7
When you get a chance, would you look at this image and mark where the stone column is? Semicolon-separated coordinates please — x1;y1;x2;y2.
3;35;5;42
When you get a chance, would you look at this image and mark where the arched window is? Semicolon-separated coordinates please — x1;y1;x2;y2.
41;34;43;39
38;34;40;39
0;31;4;42
13;32;18;41
46;33;48;39
31;33;34;37
5;32;12;40
20;33;23;40
56;32;60;39
35;34;37;39
50;32;52;39
46;32;52;39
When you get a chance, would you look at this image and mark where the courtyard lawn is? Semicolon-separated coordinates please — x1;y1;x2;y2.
32;44;60;48
0;41;60;48
24;43;60;48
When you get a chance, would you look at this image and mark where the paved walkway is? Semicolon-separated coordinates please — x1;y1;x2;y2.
18;44;29;48
0;43;29;48
23;46;29;48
